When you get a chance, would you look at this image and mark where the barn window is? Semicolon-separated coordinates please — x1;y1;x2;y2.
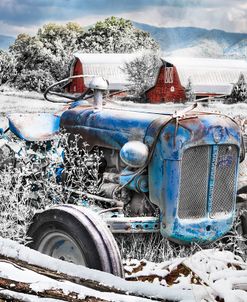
164;67;173;83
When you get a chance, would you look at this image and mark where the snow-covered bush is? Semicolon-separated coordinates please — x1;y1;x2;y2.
7;23;84;92
230;73;247;103
0;133;102;244
14;69;55;92
59;133;103;197
0;142;56;244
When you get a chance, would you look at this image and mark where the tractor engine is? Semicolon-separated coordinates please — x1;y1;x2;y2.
97;145;154;217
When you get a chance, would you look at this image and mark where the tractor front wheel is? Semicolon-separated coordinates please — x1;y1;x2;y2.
27;205;123;277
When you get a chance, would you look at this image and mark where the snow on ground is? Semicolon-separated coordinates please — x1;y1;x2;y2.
1;89;247;118
1;237;247;301
109;98;247;119
0;94;63;115
0;93;65;129
0;238;198;302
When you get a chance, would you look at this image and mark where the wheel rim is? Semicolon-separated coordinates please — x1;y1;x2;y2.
38;231;87;266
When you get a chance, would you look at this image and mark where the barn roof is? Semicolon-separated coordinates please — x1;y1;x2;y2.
163;57;247;95
72;53;140;90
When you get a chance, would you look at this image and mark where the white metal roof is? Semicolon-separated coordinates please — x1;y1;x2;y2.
192;84;233;95
72;53;140;90
163;57;247;95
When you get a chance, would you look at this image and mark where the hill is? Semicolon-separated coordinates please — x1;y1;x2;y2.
2;22;247;58
133;22;247;58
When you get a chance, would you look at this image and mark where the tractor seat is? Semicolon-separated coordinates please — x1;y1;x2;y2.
8;113;60;141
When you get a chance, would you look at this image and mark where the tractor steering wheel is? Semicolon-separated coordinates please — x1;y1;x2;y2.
44;75;94;103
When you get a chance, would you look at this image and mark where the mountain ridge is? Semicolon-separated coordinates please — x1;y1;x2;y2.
1;23;246;58
133;21;247;58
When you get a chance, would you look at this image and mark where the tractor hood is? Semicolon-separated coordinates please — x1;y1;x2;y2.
60;106;171;150
60;106;240;152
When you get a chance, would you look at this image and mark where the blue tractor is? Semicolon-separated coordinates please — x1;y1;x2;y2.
1;76;246;277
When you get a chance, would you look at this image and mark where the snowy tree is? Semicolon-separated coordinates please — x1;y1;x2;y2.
123;50;162;99
81;16;159;53
229;73;247;103
9;34;56;91
37;22;83;57
185;77;196;102
9;23;84;91
0;50;16;85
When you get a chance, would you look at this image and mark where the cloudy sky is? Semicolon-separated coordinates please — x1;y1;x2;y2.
0;0;246;37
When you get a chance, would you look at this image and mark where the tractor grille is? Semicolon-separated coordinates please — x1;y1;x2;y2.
178;146;210;219
178;145;238;220
211;145;238;218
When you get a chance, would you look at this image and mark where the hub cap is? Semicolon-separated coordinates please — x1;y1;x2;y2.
38;231;87;265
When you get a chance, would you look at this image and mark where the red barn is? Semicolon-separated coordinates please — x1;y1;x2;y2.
67;53;139;93
146;60;186;103
146;57;247;103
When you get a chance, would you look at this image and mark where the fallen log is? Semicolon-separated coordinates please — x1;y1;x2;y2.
0;237;246;301
0;275;108;302
0;237;197;302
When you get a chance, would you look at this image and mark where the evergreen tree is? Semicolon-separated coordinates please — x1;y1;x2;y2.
185;77;196;102
230;73;247;103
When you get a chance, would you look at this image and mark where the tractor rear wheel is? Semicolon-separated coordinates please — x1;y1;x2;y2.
27;205;123;277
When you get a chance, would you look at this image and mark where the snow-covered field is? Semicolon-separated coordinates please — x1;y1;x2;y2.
1;90;247;117
0;92;247;301
110;98;247;119
0;93;63;114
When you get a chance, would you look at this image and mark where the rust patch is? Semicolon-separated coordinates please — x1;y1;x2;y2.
165;263;191;286
164;132;171;142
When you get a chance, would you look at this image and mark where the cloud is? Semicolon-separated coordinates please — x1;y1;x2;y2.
116;2;247;33
0;0;246;36
0;0;203;26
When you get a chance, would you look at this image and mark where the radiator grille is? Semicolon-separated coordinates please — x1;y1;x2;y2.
178;145;238;220
211;145;238;218
178;146;210;219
